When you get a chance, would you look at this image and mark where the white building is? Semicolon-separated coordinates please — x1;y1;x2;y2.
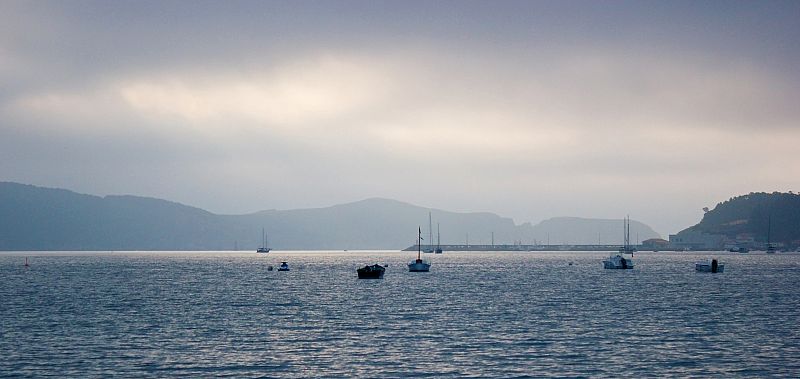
669;231;726;250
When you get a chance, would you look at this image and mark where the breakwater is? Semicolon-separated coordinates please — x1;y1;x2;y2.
402;244;668;252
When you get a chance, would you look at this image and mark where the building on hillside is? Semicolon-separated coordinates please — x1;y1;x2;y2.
641;238;669;250
669;231;726;250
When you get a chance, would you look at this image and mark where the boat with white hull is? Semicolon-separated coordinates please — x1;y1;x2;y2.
409;227;431;272
695;259;724;273
603;216;635;270
603;254;633;269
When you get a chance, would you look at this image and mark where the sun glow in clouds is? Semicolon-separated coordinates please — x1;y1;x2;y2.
119;56;392;127
2;0;800;235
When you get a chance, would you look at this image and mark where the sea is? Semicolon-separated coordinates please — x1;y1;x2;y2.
1;251;799;378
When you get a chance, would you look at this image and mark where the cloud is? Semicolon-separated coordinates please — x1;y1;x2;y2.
2;9;799;239
5;47;799;184
118;55;394;128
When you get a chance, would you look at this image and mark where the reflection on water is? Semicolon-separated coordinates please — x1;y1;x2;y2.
1;251;799;377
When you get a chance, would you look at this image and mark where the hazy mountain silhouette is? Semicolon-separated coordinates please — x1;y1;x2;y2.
0;182;660;250
530;217;657;245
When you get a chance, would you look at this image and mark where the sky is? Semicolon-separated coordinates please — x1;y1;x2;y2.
1;0;799;237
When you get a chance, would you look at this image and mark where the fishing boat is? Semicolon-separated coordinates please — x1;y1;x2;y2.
357;264;386;279
695;258;724;273
603;216;635;269
408;227;431;272
277;261;289;271
257;228;271;253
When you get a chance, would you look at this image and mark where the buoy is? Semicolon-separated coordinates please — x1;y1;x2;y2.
267;266;274;271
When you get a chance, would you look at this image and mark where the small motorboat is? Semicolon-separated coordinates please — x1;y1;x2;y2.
603;254;633;269
277;262;290;271
357;264;386;279
696;258;724;273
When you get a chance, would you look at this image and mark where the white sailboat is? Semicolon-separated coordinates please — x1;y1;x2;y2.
408;227;431;272
257;228;271;253
603;216;635;269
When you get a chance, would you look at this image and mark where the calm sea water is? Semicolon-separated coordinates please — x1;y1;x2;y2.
1;251;799;378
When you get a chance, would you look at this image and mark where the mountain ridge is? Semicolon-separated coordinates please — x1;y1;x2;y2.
0;181;660;250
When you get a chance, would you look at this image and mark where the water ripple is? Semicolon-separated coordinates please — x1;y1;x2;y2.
1;251;799;377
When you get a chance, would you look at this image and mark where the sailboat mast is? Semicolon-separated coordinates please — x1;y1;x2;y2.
624;216;630;248
767;215;772;244
418;227;422;260
428;212;433;251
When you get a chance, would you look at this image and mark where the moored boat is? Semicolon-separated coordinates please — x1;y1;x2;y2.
603;254;633;269
257;228;271;253
695;258;724;273
357;264;386;279
603;216;635;269
409;227;431;272
277;261;289;271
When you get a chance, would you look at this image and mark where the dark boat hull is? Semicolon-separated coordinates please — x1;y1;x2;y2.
357;265;385;279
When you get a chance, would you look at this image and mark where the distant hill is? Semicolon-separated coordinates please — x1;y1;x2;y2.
529;217;658;245
677;192;800;244
0;182;225;250
0;182;660;250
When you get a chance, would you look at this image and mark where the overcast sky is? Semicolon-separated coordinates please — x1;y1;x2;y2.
2;0;799;236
